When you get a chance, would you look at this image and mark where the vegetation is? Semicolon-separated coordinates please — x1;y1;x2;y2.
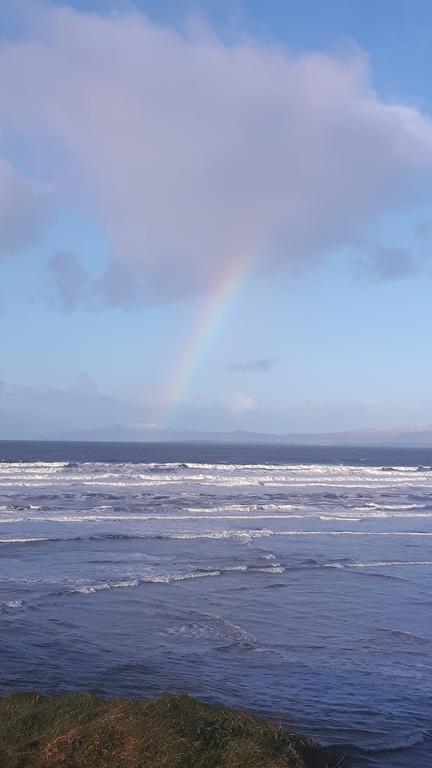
0;692;333;767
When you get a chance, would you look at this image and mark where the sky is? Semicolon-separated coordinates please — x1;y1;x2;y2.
1;0;432;438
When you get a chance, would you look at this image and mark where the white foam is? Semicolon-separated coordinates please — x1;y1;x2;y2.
1;459;431;495
348;560;432;567
64;560;285;597
319;516;361;521
171;571;221;581
0;537;51;543
0;599;23;609
69;569;224;594
0;513;311;523
71;579;140;593
169;529;274;540
166;529;432;540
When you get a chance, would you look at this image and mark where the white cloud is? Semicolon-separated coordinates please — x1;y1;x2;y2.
230;392;258;413
1;3;432;303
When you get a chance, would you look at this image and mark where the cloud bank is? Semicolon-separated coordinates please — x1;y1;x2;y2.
1;2;432;304
2;373;432;438
0;376;132;438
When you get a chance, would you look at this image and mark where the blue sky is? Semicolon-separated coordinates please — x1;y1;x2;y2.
1;0;432;438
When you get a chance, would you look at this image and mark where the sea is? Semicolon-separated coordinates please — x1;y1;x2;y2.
0;440;431;766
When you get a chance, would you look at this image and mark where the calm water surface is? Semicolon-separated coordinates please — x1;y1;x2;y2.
1;441;432;766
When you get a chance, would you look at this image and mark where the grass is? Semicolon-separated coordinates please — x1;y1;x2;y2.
0;692;334;767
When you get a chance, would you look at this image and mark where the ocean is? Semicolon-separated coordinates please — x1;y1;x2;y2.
0;440;431;766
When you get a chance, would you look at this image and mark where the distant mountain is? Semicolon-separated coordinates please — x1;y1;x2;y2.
53;424;281;444
51;423;432;446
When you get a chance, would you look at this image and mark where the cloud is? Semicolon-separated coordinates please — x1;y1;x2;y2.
48;251;91;310
358;246;417;281
228;357;278;373
230;392;258;413
415;219;432;260
0;157;51;257
0;375;139;438
1;3;432;304
1;372;432;437
416;220;432;241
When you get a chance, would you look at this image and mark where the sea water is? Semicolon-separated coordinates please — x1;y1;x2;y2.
1;441;431;766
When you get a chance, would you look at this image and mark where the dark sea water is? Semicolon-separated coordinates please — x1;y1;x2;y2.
1;441;432;766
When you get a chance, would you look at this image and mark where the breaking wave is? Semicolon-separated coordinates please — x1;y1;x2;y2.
358;731;426;753
0;599;24;611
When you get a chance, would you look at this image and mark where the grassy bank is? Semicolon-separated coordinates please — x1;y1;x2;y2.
0;692;334;767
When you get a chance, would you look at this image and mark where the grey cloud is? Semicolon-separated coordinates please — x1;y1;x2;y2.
48;251;91;310
228;357;278;373
358;247;417;281
71;372;100;395
416;220;432;240
1;4;432;304
415;220;432;262
0;157;51;257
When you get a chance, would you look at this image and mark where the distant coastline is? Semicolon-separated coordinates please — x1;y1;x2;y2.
34;423;432;447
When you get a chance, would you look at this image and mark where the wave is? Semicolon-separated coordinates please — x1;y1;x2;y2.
0;599;24;611
358;730;425;753
0;513;315;524
274;530;432;537
318;516;361;522
379;628;432;644
348;560;432;568
327;730;426;759
0;537;55;543
64;569;228;595
121;463;192;474
1;460;428;480
54;559;287;597
3;507;432;525
162;614;256;645
2;529;432;547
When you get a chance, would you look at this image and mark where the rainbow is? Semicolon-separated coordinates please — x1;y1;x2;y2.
157;252;251;425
